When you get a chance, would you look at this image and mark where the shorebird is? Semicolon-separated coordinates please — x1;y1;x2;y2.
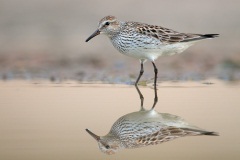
85;15;218;89
86;109;218;155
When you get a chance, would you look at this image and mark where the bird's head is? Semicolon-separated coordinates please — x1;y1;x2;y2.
86;15;121;42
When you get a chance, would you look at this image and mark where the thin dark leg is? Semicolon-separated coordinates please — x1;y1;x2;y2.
135;62;144;86
152;61;158;109
135;62;144;107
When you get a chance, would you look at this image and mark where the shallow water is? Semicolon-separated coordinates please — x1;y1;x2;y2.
0;80;239;160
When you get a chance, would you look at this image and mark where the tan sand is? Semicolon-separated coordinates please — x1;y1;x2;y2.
0;80;239;160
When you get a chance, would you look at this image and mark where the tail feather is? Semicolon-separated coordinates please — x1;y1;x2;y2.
202;131;219;136
182;128;219;136
181;34;219;42
201;34;219;39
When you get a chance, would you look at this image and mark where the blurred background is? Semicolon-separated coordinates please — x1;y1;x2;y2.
1;1;240;160
0;0;240;83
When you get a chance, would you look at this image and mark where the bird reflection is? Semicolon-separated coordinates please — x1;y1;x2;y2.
86;85;218;155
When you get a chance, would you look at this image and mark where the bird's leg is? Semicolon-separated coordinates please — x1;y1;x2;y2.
152;61;158;109
135;62;144;108
135;62;144;86
152;61;158;87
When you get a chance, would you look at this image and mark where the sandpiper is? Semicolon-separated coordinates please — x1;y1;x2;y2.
86;109;218;155
86;15;218;88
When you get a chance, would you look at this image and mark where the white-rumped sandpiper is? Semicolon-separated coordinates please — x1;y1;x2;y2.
86;15;218;87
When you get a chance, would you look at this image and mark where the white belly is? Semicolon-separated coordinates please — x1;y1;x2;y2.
110;34;194;61
112;40;194;61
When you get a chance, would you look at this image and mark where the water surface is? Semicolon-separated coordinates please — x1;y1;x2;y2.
0;81;239;160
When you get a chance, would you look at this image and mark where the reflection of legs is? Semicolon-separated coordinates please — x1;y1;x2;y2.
135;61;144;107
135;84;144;108
152;61;158;109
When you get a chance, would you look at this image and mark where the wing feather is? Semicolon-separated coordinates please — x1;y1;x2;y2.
134;126;213;147
133;22;217;44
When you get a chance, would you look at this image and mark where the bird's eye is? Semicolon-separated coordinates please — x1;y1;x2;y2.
105;145;110;149
105;22;110;26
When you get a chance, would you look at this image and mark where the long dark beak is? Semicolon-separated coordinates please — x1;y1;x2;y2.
85;29;100;42
86;129;100;141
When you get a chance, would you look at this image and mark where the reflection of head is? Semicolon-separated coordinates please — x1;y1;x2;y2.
86;129;122;155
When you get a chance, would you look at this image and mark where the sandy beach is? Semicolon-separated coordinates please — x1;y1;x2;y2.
0;80;239;160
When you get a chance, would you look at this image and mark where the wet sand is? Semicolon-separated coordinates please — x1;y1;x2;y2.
0;80;239;160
